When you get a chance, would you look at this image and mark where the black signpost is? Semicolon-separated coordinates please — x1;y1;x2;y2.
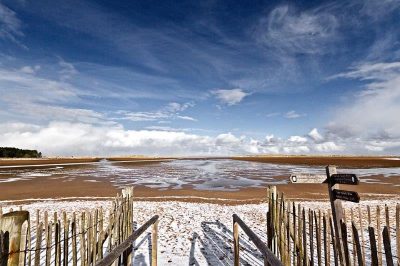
290;166;361;266
330;174;359;185
332;189;360;203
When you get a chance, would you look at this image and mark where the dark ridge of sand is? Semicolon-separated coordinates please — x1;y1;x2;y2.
232;156;400;168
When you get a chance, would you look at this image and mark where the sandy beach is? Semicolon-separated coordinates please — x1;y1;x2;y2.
0;156;399;203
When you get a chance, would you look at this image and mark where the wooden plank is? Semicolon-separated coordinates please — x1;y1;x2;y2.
326;165;345;266
87;212;92;266
55;221;61;266
96;215;161;266
316;210;322;266
79;212;86;266
396;204;399;266
340;221;350;266
45;221;52;266
382;226;394;266
376;206;382;265
0;230;7;266
351;222;364;266
151;220;158;266
34;222;43;266
326;213;331;266
351;208;356;265
368;226;378;266
302;208;306;266
293;203;297;266
298;204;302;266
63;212;69;266
358;206;366;263
286;202;291;266
330;216;338;266
309;210;314;266
323;213;329;266
71;213;77;266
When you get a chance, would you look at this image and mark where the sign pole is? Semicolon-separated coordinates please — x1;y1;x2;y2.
326;165;345;266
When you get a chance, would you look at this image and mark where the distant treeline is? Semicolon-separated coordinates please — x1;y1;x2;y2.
0;147;42;158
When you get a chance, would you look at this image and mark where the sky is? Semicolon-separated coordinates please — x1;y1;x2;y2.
0;0;400;156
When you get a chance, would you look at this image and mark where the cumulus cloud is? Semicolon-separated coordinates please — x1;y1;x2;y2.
256;4;338;54
212;89;249;105
0;121;340;156
308;128;323;141
288;136;308;143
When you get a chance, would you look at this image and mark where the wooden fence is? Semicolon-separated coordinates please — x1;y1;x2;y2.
266;186;400;266
0;187;158;266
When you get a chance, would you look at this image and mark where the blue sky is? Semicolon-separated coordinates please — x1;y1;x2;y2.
0;0;400;156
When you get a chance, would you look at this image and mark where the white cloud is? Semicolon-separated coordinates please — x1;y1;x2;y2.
116;102;196;122
288;135;308;143
19;65;40;74
176;115;197;122
314;141;344;152
58;58;78;80
308;128;323;141
256;5;338;54
328;61;400;139
0;2;25;47
212;89;249;106
284;110;304;119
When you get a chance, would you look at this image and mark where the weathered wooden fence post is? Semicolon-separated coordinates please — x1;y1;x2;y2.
326;165;345;266
0;211;30;266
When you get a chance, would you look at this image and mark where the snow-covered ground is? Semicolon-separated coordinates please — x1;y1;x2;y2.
2;200;269;265
2;199;399;265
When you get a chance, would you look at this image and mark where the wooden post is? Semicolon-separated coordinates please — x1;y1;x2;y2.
382;226;393;266
358;206;366;263
54;221;61;266
298;204;302;266
293;202;297;266
316;210;322;266
151;220;158;266
0;230;8;266
79;212;86;266
368;226;378;266
376;206;382;266
72;213;77;266
233;221;239;266
63;212;69;266
396;204;399;266
330;216;338;266
340;221;350;266
34;222;43;266
302;208;306;266
351;222;364;266
326;165;345;266
0;211;30;266
309;210;314;266
45;221;52;266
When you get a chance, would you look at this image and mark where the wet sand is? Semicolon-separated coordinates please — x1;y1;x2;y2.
0;157;399;204
0;174;398;204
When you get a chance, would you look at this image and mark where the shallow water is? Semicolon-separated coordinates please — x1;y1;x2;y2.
0;159;399;191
